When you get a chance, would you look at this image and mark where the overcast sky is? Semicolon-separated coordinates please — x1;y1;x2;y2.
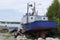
0;0;53;22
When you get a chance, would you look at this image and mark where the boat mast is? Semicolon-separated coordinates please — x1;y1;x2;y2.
27;3;29;23
27;3;36;23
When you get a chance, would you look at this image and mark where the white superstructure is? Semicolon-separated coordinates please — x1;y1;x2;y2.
22;3;48;24
22;15;48;24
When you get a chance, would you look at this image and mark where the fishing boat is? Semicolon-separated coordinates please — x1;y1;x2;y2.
22;3;56;39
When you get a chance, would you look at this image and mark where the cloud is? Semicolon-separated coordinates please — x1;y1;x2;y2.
0;0;53;9
0;0;15;9
0;0;53;21
0;0;53;13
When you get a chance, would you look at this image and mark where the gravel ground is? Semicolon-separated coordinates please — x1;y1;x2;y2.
38;37;60;40
16;36;60;40
0;33;16;40
0;33;60;40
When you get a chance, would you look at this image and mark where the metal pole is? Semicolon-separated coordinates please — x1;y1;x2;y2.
27;3;29;23
34;2;35;14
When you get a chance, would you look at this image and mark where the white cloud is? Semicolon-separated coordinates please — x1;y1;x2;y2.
0;0;17;9
0;0;54;21
0;0;53;13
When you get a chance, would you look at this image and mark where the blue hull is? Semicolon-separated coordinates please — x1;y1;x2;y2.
23;21;56;31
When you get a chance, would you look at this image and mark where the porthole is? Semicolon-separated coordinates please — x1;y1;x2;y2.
31;17;33;19
43;18;45;20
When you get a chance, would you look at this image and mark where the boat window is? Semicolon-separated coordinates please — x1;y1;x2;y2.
43;18;45;20
31;17;33;19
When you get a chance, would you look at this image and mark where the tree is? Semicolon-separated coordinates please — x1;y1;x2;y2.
46;0;60;37
46;0;59;20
